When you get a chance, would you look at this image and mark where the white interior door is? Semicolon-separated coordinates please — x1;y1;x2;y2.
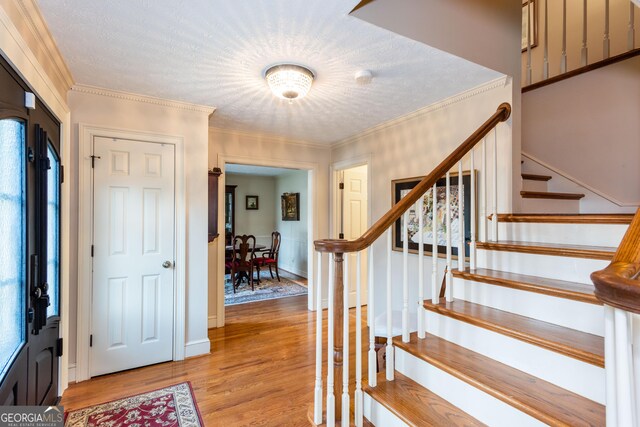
342;165;368;307
91;136;175;376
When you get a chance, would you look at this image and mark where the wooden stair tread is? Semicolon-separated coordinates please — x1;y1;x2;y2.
364;371;484;427
453;268;601;305
520;190;585;200
476;240;616;260
394;333;605;426
423;298;604;367
522;173;552;181
490;213;634;224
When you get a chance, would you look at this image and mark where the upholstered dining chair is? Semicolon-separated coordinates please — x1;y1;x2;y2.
229;234;257;292
256;231;281;282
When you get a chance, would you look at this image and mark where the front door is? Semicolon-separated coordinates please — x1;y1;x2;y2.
91;137;175;376
0;56;62;405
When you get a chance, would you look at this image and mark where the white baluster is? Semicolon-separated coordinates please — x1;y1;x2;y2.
630;1;636;50
445;172;453;302
614;308;637;426
458;161;465;272
561;0;568;73
604;0;611;59
526;0;532;85
582;0;589;66
327;254;335;426
482;138;487;242
417;196;426;338
342;256;350;427
367;245;377;388
402;210;409;343
492;129;499;242
605;305;618;427
386;228;394;381
470;149;476;271
543;0;549;78
431;186;438;305
314;252;323;425
355;251;363;427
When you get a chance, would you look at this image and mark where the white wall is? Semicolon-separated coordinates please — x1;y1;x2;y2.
275;170;309;278
68;88;213;363
226;173;276;247
331;81;513;328
522;54;640;211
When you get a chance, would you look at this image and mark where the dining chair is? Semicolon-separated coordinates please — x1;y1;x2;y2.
229;234;257;292
256;231;281;282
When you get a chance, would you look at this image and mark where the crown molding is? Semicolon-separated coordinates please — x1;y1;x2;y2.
72;84;216;114
15;0;74;90
209;126;329;150
332;75;509;150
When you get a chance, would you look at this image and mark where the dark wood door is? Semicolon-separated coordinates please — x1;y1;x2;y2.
0;55;61;406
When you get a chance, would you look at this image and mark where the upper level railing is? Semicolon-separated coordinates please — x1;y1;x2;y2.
523;0;639;87
311;103;511;426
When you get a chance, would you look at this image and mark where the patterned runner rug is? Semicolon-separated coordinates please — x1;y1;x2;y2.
225;272;308;305
64;382;203;427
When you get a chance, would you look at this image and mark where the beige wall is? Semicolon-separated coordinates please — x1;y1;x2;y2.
226;173;277;247
68;89;213;363
275;170;309;278
522;54;640;210
208;129;331;324
522;0;640;86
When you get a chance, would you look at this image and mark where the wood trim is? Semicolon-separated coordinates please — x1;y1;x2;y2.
521;173;551;181
423;299;604;367
453;268;601;305
350;0;376;13
489;213;635;224
592;209;640;314
520;190;584;200
522;48;640;93
477;240;615;260
394;333;605;426
314;103;511;254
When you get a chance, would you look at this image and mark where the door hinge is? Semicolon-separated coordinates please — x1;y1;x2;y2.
89;335;93;347
60;165;64;184
90;155;101;168
91;245;94;257
339;233;344;239
56;338;63;357
339;183;344;190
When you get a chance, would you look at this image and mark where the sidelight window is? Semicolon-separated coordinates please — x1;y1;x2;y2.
47;143;60;318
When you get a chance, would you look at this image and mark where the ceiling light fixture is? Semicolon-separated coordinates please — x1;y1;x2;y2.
265;64;315;101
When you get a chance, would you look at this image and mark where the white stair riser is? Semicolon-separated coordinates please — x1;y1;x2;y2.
424;310;605;403
395;349;545;427
453;278;604;336
477;249;609;284
521;179;548;192
520;198;580;214
363;393;408;427
499;222;628;247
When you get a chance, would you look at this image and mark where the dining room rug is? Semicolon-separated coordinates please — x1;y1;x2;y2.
64;382;203;427
225;273;308;305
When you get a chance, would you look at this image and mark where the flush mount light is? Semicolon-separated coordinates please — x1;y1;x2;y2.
265;64;315;101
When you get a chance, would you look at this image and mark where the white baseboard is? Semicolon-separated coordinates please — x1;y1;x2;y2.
280;265;308;279
68;363;77;383
208;315;218;329
184;339;211;358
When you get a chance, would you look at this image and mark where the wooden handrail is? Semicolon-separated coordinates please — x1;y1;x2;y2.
314;102;512;254
591;208;640;313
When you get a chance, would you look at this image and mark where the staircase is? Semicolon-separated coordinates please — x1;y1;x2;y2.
363;213;633;426
520;163;585;214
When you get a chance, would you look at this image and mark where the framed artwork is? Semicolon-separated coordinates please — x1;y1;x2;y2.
245;195;259;210
522;0;538;51
281;192;300;221
391;172;473;259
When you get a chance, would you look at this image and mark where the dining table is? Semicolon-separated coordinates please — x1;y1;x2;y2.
225;243;267;286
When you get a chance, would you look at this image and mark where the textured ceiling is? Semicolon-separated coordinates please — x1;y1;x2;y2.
38;0;503;145
226;164;299;177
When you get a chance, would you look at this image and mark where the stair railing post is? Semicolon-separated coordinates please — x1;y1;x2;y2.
604;0;611;58
458;160;465;272
402;210;410;343
333;253;345;424
386;228;395;381
543;0;550;78
526;0;533;84
417;196;426;338
582;0;589;66
561;0;568;73
482;138;487;242
614;307;636;425
492;129;499;242
367;245;377;388
470;148;476;271
313;251;323;425
355;251;363;427
446;171;453;302
342;255;350;427
629;1;636;50
326;254;336;426
431;186;439;305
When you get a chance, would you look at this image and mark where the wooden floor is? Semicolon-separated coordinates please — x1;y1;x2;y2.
61;295;367;426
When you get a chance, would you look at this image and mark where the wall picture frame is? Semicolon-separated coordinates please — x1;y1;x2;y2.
391;172;474;259
281;192;300;221
522;0;538;51
246;195;259;210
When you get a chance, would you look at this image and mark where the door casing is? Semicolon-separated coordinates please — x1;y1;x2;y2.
76;124;187;382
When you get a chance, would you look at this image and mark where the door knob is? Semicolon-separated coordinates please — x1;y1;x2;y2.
162;261;173;269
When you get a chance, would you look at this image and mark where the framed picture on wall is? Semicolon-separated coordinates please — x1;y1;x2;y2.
391;172;473;259
522;0;538;51
281;192;300;221
246;195;259;210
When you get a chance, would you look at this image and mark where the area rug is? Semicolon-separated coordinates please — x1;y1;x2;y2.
225;273;308;305
64;382;203;427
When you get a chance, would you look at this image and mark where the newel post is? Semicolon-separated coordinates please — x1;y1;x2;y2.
333;252;345;422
